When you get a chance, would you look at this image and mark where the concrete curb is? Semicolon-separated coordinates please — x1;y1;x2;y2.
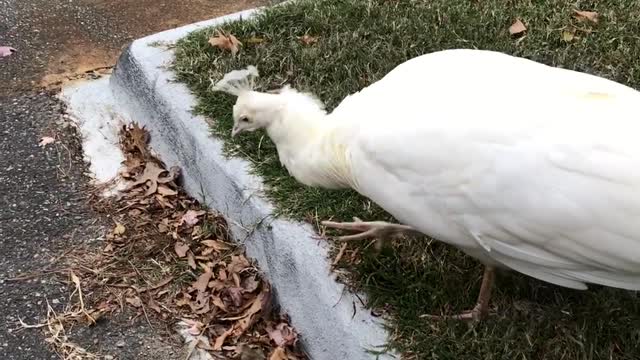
108;7;395;360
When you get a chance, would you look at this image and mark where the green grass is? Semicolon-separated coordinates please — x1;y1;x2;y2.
173;0;640;358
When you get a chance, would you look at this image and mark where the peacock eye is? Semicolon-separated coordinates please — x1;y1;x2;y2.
240;116;250;123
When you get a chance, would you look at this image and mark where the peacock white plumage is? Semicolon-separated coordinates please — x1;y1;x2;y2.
213;49;640;320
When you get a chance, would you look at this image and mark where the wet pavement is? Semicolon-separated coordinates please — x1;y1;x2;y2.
0;0;265;358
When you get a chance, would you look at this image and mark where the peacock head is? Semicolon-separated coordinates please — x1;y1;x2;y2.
212;66;327;140
211;65;277;137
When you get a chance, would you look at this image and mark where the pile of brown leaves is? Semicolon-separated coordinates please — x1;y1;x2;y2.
74;123;304;359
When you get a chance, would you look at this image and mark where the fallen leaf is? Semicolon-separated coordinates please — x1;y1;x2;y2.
209;30;242;57
228;255;251;274
213;327;234;351
157;185;177;196
209;279;226;291
187;251;197;269
147;298;162;313
242;275;260;293
123;157;143;172
266;323;298;347
180;319;204;336
174;241;189;258
232;272;241;288
113;223;126;236
129;123;149;157
192;270;213;293
218;268;228;281
227;286;270;336
509;19;527;36
181;210;206;227
201;239;231;252
192;291;211;314
158;166;180;184
0;46;16;57
299;34;318;45
126;296;142;308
562;29;576;42
128;162;167;196
269;347;287;360
574;10;599;23
38;136;55;147
227;287;244;307
176;295;191;308
211;295;227;311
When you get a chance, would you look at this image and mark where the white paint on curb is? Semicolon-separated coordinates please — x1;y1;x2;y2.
60;78;127;192
62;6;396;360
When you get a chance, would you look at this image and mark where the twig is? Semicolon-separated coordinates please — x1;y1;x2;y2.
332;243;348;267
127;260;153;328
138;276;174;293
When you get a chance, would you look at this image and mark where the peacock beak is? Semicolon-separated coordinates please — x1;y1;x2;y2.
231;125;241;137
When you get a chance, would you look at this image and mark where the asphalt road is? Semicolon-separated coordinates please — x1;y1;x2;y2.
0;0;264;358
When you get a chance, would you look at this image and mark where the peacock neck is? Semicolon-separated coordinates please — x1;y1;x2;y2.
266;115;355;189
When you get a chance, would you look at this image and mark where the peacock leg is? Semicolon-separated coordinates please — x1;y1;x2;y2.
423;266;496;321
321;217;416;241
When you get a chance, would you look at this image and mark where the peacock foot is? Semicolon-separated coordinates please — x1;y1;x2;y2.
420;302;489;322
421;266;496;322
321;217;415;241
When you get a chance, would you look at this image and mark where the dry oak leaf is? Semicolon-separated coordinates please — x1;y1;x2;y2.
209;30;242;57
509;19;527;36
157;185;177;197
269;347;287;360
174;241;189;258
191;269;213;293
129;123;149;157
242;275;260;293
213;327;234;351
201;239;232;252
266;323;298;347
127;161;167;196
574;10;599;23
227;285;271;337
228;255;251;274
181;210;206;227
187;251;197;269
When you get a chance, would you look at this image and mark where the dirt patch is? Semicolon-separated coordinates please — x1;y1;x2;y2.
41;43;116;88
0;0;267;92
43;0;266;88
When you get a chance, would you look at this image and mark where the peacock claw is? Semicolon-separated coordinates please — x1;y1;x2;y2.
421;266;496;322
420;304;488;322
321;217;415;241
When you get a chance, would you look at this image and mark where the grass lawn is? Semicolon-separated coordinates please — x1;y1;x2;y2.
173;0;640;358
